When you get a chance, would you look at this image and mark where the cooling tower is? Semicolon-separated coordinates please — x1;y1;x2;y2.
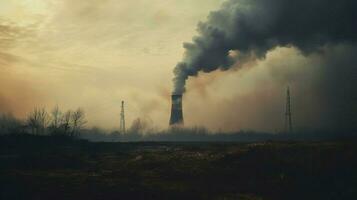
169;94;184;126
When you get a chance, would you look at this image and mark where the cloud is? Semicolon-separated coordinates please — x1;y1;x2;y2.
171;0;357;132
3;0;355;132
0;19;45;118
182;45;357;132
0;67;44;118
173;0;357;94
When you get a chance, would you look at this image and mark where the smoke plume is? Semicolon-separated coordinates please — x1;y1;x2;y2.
173;0;357;94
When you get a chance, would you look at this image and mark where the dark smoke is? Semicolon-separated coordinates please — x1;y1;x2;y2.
173;0;357;94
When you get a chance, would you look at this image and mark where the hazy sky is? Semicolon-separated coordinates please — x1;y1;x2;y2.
0;0;228;129
1;0;356;132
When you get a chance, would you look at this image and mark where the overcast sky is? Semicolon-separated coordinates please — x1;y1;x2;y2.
0;0;226;129
1;0;356;132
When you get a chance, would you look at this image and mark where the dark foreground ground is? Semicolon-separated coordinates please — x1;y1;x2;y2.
1;135;357;200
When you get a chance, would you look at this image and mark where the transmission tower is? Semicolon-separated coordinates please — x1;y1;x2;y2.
120;101;126;133
285;86;293;133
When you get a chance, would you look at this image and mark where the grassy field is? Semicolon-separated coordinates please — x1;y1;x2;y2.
1;135;357;200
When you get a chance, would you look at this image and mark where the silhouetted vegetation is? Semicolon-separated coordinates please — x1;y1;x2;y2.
0;113;22;135
1;108;356;142
0;106;86;137
81;125;357;142
1;110;357;199
1;135;357;200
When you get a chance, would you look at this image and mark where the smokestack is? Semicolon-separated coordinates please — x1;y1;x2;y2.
169;94;184;126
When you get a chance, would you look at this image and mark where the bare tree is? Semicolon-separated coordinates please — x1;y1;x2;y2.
48;105;62;135
27;107;49;135
129;118;148;134
61;110;72;136
51;105;62;128
25;106;87;137
71;108;86;137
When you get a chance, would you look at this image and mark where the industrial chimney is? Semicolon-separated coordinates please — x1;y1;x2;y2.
169;94;184;126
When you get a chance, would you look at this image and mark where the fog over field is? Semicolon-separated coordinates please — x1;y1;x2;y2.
1;1;357;200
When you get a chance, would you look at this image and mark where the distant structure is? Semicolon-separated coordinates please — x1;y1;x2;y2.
169;94;184;126
285;86;293;133
120;101;126;133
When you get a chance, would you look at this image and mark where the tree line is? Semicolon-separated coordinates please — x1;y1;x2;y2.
0;106;86;137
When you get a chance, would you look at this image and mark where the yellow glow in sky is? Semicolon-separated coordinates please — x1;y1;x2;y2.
0;0;227;129
1;0;321;132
